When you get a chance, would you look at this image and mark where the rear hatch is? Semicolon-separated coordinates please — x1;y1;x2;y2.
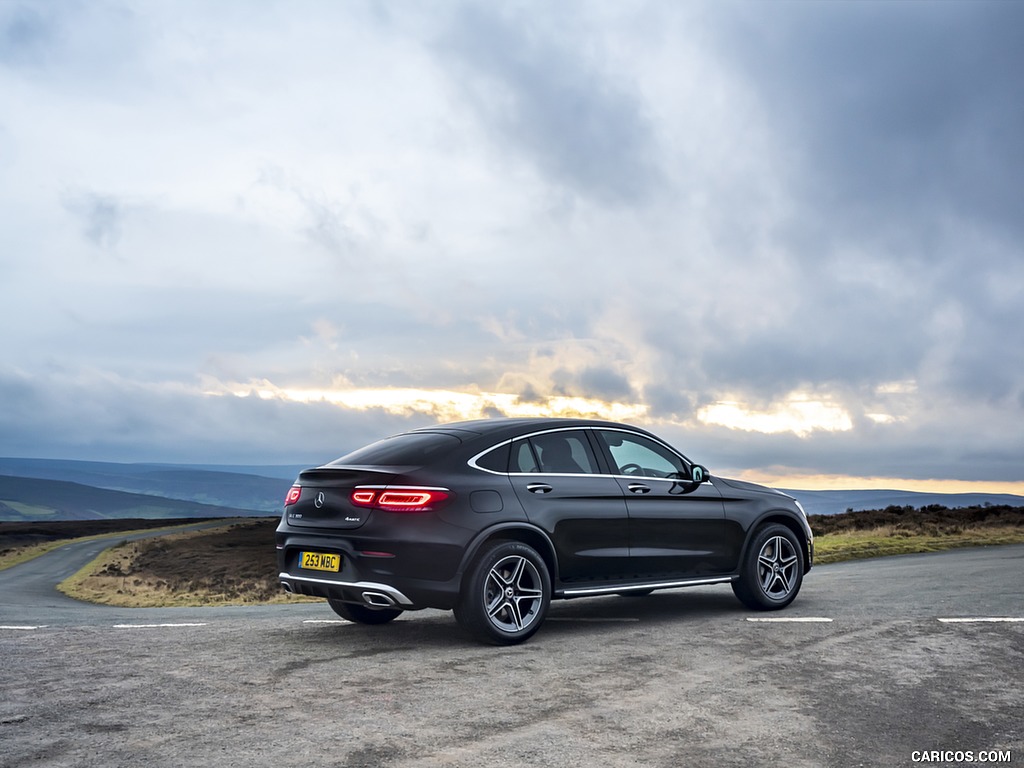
285;466;400;530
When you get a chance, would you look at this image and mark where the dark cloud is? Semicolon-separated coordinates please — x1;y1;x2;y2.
0;368;425;465
654;405;1024;484
0;4;53;68
548;365;635;401
61;190;123;249
578;366;634;401
436;4;662;205
713;1;1024;240
641;385;693;420
696;283;927;396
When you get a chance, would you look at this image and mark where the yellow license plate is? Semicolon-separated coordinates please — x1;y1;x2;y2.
299;551;340;572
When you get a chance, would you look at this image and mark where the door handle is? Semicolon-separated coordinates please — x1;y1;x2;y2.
526;483;553;494
627;483;651;494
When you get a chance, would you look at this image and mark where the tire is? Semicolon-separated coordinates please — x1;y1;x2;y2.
454;540;551;645
328;598;403;625
732;523;804;611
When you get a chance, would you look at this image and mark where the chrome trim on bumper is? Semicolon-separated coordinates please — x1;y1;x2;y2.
560;575;735;598
279;572;414;606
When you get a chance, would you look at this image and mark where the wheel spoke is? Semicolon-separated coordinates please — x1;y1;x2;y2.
506;598;525;630
487;597;512;623
485;589;504;615
509;556;527;588
489;564;513;588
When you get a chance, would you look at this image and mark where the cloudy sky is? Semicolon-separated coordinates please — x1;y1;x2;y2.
2;0;1022;492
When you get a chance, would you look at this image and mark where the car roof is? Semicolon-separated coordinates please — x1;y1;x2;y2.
408;417;650;442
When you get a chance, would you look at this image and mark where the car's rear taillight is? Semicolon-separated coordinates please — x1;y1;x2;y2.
284;486;302;506
349;487;450;512
350;490;377;505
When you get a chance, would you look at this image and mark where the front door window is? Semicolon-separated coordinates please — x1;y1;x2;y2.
598;431;686;479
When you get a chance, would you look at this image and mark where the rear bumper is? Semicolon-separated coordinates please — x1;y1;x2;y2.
279;572;415;607
276;527;465;610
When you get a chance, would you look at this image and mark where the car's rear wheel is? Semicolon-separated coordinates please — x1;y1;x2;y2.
732;523;804;610
454;540;551;645
328;598;403;625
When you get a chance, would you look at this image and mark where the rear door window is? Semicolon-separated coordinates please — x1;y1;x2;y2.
512;430;598;474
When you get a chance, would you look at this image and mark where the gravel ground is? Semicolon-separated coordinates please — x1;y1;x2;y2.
2;570;1022;768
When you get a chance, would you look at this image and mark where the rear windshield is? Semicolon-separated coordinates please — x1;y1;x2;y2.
328;432;461;467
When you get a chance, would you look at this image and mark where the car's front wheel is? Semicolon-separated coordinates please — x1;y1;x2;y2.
732;523;804;610
328;599;403;625
454;540;551;645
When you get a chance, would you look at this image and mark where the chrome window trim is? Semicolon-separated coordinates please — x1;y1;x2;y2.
594;425;693;469
467;426;706;481
467;438;513;476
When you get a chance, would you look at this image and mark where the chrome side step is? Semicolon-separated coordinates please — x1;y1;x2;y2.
558;575;735;598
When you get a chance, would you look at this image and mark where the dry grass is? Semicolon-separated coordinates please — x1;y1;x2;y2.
2;539;86;571
58;519;316;606
0;520;219;572
814;525;1024;564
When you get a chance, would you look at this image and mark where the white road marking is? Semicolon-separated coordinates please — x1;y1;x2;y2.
112;623;208;628
303;619;347;624
938;617;1024;623
746;617;834;623
0;625;46;630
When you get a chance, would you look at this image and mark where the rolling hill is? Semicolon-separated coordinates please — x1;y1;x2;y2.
0;475;268;522
0;458;305;516
781;488;1024;517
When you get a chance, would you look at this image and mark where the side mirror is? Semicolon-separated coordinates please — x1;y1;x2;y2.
668;464;710;495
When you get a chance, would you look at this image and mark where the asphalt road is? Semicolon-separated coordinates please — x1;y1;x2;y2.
1;542;1022;768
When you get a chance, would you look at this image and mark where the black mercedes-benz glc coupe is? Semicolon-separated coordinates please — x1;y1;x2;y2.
277;418;813;645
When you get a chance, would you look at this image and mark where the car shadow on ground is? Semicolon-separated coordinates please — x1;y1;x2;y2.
285;587;750;651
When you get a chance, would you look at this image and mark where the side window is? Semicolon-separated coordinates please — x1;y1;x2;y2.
598;431;686;478
528;431;598;474
511;441;540;473
475;442;510;473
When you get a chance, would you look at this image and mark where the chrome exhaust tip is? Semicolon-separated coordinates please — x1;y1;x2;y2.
361;591;396;608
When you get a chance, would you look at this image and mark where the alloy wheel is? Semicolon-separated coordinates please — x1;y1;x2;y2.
757;535;799;599
484;554;545;633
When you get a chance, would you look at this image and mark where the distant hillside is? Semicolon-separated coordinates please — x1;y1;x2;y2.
2;457;1021;521
782;488;1024;517
0;475;267;522
0;458;307;514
